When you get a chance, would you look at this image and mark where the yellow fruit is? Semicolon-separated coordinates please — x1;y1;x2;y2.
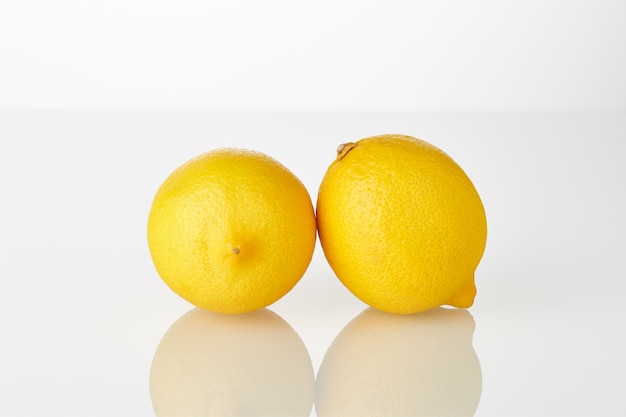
316;134;487;314
147;148;316;314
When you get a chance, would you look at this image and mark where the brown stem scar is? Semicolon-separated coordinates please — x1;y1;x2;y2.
232;247;240;254
336;142;357;160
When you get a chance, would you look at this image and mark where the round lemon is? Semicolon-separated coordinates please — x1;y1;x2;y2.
147;148;316;314
316;134;487;314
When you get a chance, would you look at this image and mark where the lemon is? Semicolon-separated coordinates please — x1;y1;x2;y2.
316;134;487;314
147;148;316;314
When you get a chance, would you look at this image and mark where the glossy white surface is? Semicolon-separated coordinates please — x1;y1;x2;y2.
0;111;624;416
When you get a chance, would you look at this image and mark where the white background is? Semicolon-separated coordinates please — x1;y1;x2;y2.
1;1;625;416
1;0;625;111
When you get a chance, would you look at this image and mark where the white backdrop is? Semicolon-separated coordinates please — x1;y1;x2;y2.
1;0;625;111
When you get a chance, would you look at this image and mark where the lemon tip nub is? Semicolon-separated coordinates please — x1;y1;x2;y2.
445;276;477;309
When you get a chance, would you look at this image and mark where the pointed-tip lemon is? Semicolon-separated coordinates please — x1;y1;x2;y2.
316;134;487;314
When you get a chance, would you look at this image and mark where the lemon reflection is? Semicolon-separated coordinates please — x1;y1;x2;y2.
150;308;314;417
315;307;482;417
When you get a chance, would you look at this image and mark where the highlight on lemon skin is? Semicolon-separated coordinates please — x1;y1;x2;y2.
316;134;487;315
147;148;317;314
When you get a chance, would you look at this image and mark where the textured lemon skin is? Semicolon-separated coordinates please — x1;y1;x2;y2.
147;148;316;314
316;135;487;314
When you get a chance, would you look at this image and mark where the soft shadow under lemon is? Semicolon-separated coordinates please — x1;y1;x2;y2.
150;308;314;417
315;307;482;417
